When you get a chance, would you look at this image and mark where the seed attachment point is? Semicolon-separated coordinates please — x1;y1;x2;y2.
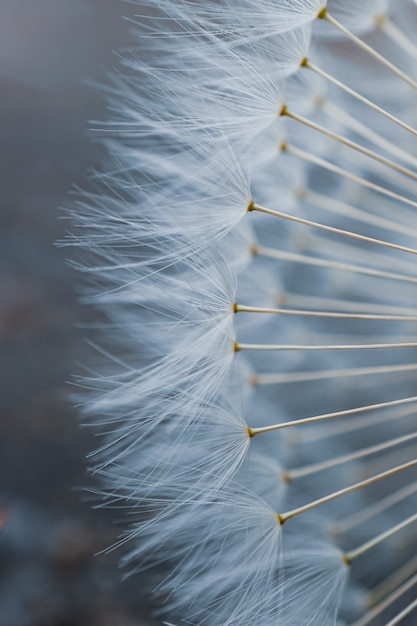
245;426;255;438
276;513;285;526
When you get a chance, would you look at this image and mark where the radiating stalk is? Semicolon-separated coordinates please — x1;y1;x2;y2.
277;459;417;525
304;59;417;137
318;10;417;90
246;396;417;437
283;143;417;210
344;512;417;564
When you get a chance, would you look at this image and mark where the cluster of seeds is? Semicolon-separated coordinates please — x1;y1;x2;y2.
72;1;417;624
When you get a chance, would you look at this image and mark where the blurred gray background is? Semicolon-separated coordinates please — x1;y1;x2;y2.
0;2;157;624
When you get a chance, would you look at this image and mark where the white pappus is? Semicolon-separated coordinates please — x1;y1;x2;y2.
70;1;417;624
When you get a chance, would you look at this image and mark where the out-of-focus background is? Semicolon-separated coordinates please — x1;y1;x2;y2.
0;2;157;624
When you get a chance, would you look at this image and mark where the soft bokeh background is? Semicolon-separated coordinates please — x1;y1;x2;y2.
0;2;157;624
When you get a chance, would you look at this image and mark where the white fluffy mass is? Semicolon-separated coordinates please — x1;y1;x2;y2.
71;1;417;624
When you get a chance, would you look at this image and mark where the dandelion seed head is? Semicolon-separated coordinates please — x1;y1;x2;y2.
72;0;417;624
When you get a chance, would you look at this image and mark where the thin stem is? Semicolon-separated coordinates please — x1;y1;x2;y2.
282;107;417;182
353;573;417;626
236;341;417;352
277;458;417;525
336;481;417;535
344;512;417;564
385;597;417;626
235;303;417;321
304;59;417;137
283;143;417;211
280;292;417;316
323;101;417;168
303;187;417;240
256;244;417;286
302;326;417;343
319;10;417;90
368;555;417;607
247;395;417;436
287;431;417;481
345;146;417;198
364;442;417;482
252;203;417;261
252;363;417;386
307;230;417;278
381;17;417;61
302;405;417;445
253;202;417;257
